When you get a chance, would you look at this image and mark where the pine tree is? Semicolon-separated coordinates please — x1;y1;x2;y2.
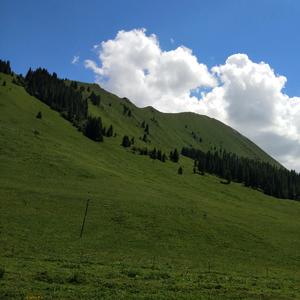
144;124;149;134
157;150;162;161
178;166;183;175
150;148;157;159
89;91;101;106
36;111;42;119
170;148;179;162
122;135;131;147
0;60;11;74
106;125;113;137
84;116;103;142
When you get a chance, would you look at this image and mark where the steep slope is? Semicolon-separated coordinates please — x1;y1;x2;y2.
0;73;299;299
79;82;279;166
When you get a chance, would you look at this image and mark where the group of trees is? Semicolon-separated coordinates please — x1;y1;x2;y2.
25;68;88;127
0;59;11;74
140;121;150;142
122;135;134;147
85;116;103;141
123;105;132;117
24;67;114;142
89;91;101;106
131;146;167;162
191;131;203;143
182;147;300;200
170;148;180;162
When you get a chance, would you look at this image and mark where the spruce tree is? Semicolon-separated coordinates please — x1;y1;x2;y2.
150;148;157;159
144;124;149;134
122;135;131;147
89;91;101;106
170;148;179;162
157;150;162;161
106;125;113;137
178;166;183;175
84;116;103;142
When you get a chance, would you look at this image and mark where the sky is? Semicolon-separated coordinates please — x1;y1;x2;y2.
2;0;300;170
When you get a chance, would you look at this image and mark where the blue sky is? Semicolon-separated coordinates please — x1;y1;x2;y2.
1;0;300;95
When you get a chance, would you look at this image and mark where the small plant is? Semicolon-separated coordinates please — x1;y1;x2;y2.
33;129;40;136
68;271;85;284
36;111;42;119
178;166;183;175
2;81;6;86
0;266;5;279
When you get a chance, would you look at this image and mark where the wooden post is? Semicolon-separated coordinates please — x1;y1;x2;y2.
80;199;90;238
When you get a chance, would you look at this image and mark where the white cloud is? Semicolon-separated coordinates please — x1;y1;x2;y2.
84;28;216;108
71;55;80;65
85;29;300;171
207;54;300;170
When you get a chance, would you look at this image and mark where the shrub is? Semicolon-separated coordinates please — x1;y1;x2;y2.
0;266;5;279
68;272;85;284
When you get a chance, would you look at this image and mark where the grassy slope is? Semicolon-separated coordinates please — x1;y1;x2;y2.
81;82;279;166
0;74;299;299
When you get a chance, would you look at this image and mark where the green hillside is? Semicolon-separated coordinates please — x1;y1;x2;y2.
78;81;279;166
0;72;300;299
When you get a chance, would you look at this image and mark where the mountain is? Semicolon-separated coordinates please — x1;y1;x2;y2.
0;69;300;299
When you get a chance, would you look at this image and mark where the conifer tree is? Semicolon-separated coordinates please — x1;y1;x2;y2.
157;150;162;161
178;166;183;175
150;148;157;159
144;124;149;134
89;91;101;106
106;125;113;137
122;135;131;147
170;148;179;162
84;116;103;142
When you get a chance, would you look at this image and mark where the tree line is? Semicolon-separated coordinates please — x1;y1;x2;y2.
23;67;114;142
181;147;300;201
0;59;12;75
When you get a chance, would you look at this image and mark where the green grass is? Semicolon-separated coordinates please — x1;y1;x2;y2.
0;73;299;299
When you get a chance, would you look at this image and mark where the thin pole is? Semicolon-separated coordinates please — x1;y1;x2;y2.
80;199;90;238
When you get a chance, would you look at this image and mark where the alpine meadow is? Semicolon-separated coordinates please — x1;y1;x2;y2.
0;58;300;300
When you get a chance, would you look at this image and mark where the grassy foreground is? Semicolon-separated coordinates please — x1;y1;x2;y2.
0;74;300;299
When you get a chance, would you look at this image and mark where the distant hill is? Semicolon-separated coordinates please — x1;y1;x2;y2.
79;81;280;166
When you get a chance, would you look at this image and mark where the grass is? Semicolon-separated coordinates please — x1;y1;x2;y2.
0;73;299;299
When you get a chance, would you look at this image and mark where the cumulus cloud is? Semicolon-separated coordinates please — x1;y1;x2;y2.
85;29;300;171
208;54;300;170
71;55;80;65
84;28;216;108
